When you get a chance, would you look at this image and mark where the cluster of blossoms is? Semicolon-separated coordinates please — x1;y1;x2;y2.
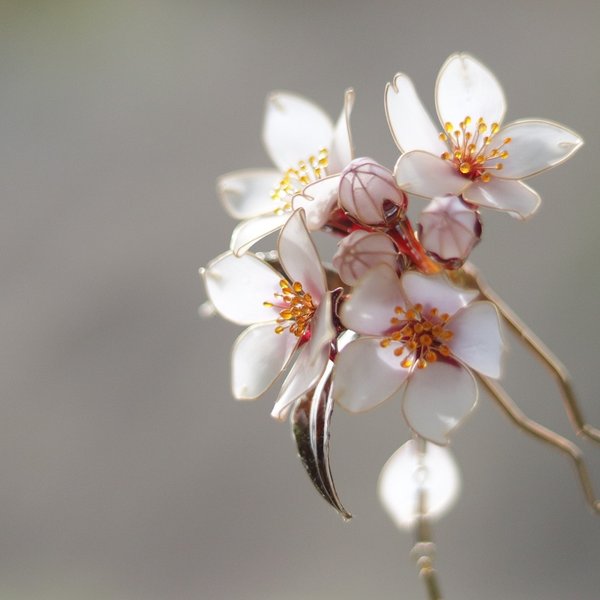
202;53;582;451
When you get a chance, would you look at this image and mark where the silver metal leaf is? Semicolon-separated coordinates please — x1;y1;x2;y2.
291;360;351;520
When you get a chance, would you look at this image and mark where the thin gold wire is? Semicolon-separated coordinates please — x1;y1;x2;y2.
477;374;600;514
410;436;443;600
464;263;600;444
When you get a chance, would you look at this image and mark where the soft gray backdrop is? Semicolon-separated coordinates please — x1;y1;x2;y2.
1;1;599;598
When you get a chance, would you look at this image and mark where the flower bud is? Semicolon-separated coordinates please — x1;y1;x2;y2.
418;195;482;268
338;157;407;226
332;230;398;285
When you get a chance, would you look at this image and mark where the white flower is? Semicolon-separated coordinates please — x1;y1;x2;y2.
202;209;335;420
333;264;504;444
386;52;583;219
378;440;460;529
218;90;355;255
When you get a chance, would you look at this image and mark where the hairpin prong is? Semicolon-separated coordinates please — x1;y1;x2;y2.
466;263;600;445
478;374;600;514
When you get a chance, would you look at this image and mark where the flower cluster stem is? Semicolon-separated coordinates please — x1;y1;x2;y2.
410;437;443;600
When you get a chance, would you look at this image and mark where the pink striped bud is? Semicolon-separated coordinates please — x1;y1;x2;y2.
332;230;398;285
418;195;482;268
338;158;407;226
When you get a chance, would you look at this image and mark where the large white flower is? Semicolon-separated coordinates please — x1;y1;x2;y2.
386;52;583;219
333;264;504;444
202;209;335;420
218;90;354;255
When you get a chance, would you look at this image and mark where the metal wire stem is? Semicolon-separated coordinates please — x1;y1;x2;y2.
478;374;600;514
411;437;443;600
465;263;600;444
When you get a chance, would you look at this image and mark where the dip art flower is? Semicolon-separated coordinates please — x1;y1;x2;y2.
218;90;354;255
333;264;504;444
387;53;583;219
200;51;600;600
202;209;334;420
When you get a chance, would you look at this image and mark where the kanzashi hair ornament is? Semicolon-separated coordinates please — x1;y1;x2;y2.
199;52;598;600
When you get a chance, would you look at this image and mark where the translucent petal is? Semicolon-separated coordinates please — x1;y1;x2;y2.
270;305;332;422
463;178;541;220
202;253;282;325
329;89;355;173
217;169;280;219
263;91;333;172
292;175;341;230
435;53;506;131
340;264;405;335
332;230;398;286
305;292;335;367
277;209;327;300
385;73;447;155
448;301;504;378
231;323;298;400
394;151;469;199
401;271;478;317
402;361;478;445
333;337;409;413
230;213;289;256
493;119;583;179
378;440;461;529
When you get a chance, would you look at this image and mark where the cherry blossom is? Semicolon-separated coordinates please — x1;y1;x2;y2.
202;209;335;420
218;90;354;255
333;264;504;444
386;53;583;219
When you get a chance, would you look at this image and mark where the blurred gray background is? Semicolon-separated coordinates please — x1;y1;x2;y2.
1;0;599;598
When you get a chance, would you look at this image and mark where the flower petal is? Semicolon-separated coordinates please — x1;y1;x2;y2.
463;178;541;220
270;296;334;421
493;119;583;179
385;73;447;155
201;252;282;325
401;271;478;317
329;88;355;173
402;361;478;445
448;301;504;378
394;151;469;198
306;292;335;366
230;213;289;256
277;208;327;300
263;91;333;172
435;53;506;130
333;337;409;413
231;323;298;400
292;175;341;230
378;440;461;529
340;264;405;335
217;169;280;219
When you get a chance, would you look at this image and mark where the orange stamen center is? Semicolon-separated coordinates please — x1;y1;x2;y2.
439;116;511;183
270;148;329;214
379;303;453;369
264;279;316;337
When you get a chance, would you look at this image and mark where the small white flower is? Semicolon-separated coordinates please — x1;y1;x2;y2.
386;52;583;219
218;90;354;255
378;440;461;529
202;209;335;420
333;264;504;444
